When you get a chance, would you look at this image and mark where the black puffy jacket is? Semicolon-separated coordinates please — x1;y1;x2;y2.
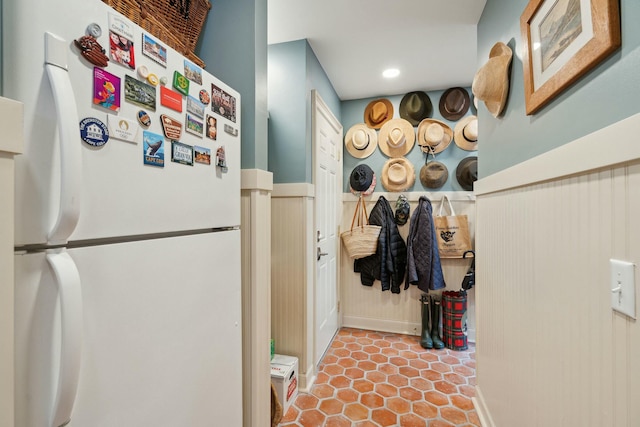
354;196;407;293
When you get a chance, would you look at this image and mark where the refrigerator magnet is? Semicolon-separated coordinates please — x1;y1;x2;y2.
74;35;109;68
160;114;183;140
194;146;211;165
211;84;237;123
183;60;203;85
93;67;120;112
171;141;194;166
124;75;156;111
185;114;204;137
107;115;139;144
108;30;135;70
199;89;210;106
143;130;165;167
186;95;205;119
216;145;227;172
137;110;151;127
79;117;109;147
205;115;217;140
160;85;182;112
224;124;238;137
86;23;102;38
141;33;167;67
172;71;190;96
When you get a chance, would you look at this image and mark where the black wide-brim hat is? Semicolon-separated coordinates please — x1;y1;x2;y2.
349;164;375;193
439;87;471;121
456;156;478;191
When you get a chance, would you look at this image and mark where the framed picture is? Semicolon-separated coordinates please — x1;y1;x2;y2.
520;0;620;115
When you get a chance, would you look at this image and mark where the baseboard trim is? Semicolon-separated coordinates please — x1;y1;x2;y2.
299;364;316;393
473;385;496;427
342;316;420;337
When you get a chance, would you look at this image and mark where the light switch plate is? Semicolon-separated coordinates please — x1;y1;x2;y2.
610;259;636;319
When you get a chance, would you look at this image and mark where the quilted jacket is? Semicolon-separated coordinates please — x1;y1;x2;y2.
354;196;407;293
406;196;446;292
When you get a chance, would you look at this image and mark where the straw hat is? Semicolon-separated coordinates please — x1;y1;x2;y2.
345;123;378;158
381;158;415;192
456;156;478;191
416;118;453;154
420;160;449;189
399;91;433;126
349;164;376;195
439;87;470;121
472;42;513;118
454;115;478;151
378;118;415;158
364;98;394;129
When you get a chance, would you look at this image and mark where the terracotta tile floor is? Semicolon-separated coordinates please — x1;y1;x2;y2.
279;328;479;427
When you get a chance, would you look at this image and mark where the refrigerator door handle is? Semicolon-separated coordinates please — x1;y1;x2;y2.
45;32;82;245
46;250;83;427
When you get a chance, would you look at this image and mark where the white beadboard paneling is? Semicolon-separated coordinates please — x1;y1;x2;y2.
271;192;316;390
340;193;476;340
474;114;640;426
240;169;272;427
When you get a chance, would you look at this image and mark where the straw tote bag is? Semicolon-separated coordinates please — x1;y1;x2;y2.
433;195;472;258
341;195;382;259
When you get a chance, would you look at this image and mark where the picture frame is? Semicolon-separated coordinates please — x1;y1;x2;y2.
520;0;620;115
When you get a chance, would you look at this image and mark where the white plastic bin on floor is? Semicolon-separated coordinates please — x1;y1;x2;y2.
270;354;299;414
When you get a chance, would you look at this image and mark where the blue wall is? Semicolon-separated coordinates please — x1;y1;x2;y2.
198;0;269;171
267;40;341;183
478;0;640;176
341;90;477;193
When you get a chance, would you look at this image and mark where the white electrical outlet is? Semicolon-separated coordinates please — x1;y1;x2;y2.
610;259;636;319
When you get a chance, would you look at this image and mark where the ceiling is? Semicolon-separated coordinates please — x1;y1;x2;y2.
267;0;487;101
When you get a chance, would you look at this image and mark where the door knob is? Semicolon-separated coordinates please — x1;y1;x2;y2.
317;247;328;261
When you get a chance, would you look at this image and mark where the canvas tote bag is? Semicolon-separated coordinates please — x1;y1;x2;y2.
340;195;382;259
433;195;472;258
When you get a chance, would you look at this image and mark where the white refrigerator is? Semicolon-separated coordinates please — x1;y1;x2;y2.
3;0;243;426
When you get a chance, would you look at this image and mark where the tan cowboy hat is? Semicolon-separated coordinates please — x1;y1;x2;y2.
439;87;470;121
364;98;394;129
416;118;453;154
344;123;378;159
378;118;415;158
454;115;478;151
472;42;513;118
399;91;433;126
381;157;415;192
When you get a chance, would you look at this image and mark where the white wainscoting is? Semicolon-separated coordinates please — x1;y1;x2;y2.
340;192;477;341
473;113;640;426
241;169;273;427
271;183;316;391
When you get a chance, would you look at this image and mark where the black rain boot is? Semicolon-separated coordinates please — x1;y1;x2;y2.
419;294;433;349
431;296;445;349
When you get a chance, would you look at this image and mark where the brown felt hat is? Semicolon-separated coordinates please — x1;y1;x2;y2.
416;118;453;154
381;157;415;192
420;160;448;189
364;98;394;129
454;115;478;151
439;87;471;121
399;91;433;126
472;42;513;118
378;118;415;158
345;123;378;158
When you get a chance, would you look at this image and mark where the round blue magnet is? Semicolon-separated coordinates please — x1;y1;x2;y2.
79;117;109;146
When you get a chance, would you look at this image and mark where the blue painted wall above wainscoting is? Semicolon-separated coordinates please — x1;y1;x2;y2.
477;0;640;177
268;39;341;184
341;90;478;194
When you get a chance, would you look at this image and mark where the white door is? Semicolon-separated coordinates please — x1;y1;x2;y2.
312;91;342;366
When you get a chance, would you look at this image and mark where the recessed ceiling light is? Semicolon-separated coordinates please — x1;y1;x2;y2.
382;68;400;79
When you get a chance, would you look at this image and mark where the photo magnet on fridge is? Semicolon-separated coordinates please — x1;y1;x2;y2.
108;14;136;70
186;95;205;119
211;84;237;123
194;146;211;165
93;67;120;112
184;60;203;85
141;33;168;67
124;75;156;110
206;115;217;140
185;114;204;137
143;130;165;167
